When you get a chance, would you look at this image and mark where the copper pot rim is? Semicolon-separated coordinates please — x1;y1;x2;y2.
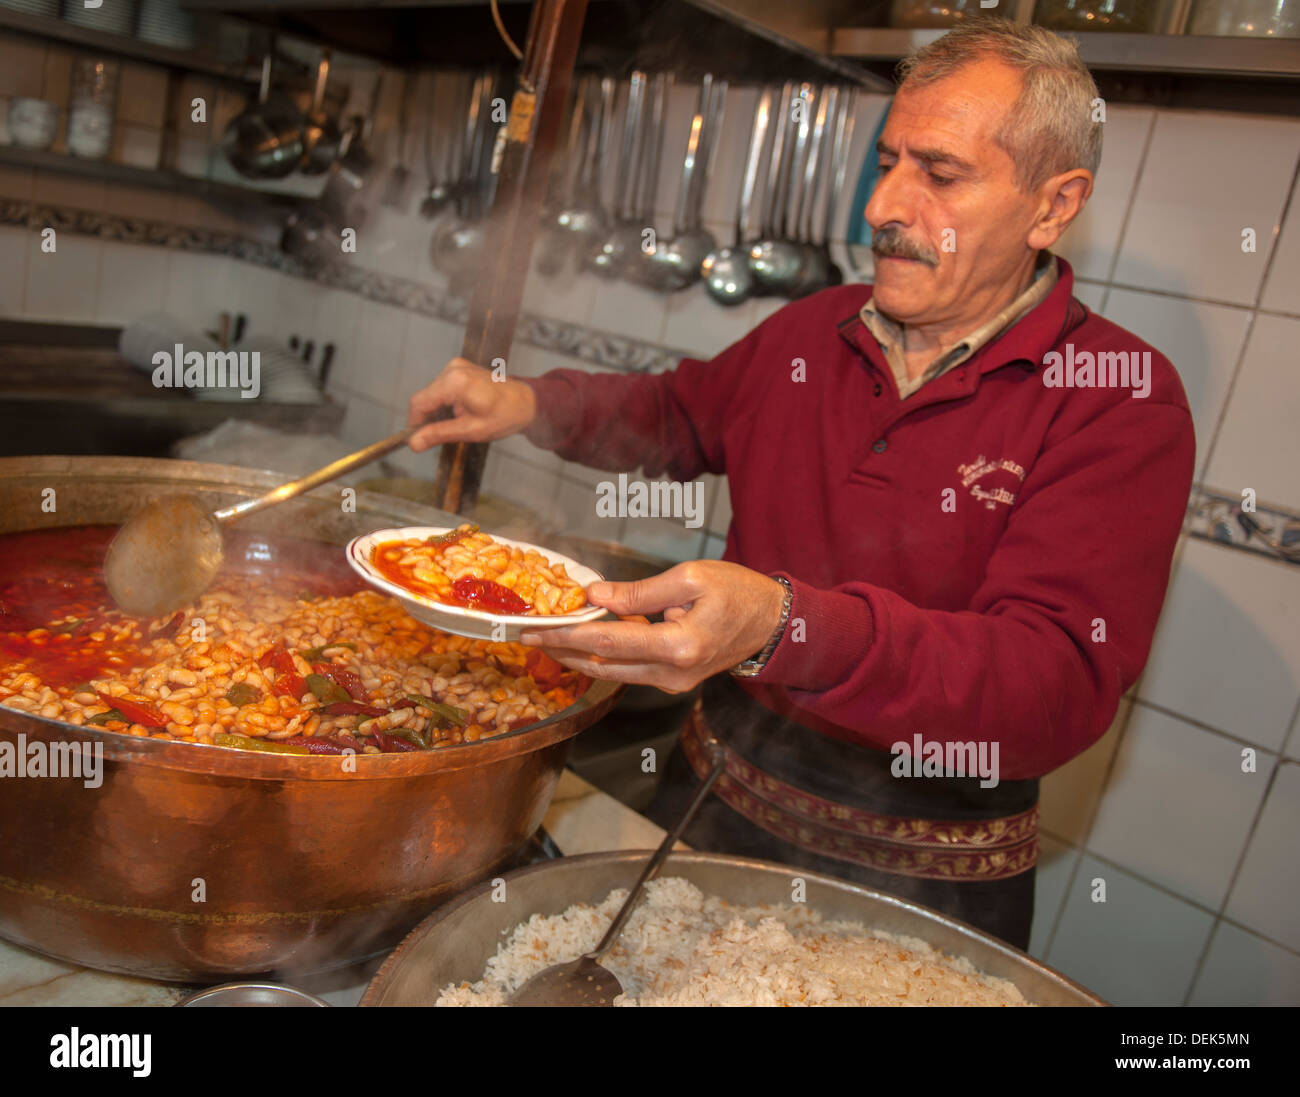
1;676;622;780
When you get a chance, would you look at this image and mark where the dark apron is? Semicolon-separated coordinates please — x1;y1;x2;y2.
645;675;1040;950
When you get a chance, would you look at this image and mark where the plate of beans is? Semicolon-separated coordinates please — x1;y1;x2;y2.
347;523;608;641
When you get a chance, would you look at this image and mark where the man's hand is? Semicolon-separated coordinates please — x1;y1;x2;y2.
518;561;787;692
407;357;537;452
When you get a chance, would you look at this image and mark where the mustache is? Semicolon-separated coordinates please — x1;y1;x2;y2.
871;228;940;267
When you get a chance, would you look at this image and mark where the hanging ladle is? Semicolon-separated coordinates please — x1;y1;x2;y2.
506;734;728;1006
103;429;417;617
702;85;772;306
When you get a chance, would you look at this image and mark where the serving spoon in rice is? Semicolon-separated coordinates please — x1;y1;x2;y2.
103;428;417;617
508;736;728;1006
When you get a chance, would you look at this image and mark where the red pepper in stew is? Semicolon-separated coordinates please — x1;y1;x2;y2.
95;691;167;728
450;576;530;615
259;647;308;700
311;662;366;702
525;648;566;691
320;701;389;718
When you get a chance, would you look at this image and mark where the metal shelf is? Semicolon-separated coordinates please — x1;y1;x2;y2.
830;28;1300;78
0;8;256;82
0;144;311;206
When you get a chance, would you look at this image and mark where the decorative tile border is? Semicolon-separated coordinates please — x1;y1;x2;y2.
0;199;689;374
1186;486;1300;568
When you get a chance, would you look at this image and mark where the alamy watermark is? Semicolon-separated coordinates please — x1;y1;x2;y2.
152;344;261;399
890;733;1000;789
0;733;103;788
1042;344;1151;399
595;474;705;529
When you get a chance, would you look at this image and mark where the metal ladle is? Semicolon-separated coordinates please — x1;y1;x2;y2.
506;735;727;1007
641;76;724;292
103;428;417;617
702;86;772;306
420;72;463;219
430;72;498;281
586;72;649;279
750;83;817;297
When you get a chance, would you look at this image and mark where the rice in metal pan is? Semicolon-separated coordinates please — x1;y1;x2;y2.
435;877;1028;1006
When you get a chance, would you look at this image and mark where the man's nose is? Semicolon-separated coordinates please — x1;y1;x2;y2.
864;165;913;234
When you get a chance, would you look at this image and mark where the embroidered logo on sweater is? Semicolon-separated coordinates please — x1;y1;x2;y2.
957;455;1026;510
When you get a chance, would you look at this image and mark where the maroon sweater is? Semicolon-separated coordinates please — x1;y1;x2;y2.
522;259;1195;780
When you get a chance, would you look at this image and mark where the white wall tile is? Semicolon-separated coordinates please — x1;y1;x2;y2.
1087;704;1269;909
1113;111;1300;306
558;457;607;489
1100;288;1249;477
161;250;232;334
1039;697;1130;847
309;288;361;399
338;392;393;454
1056;107;1153;282
1140;539;1300;751
1224;760;1300;953
551;475;618;542
1261;172;1300;315
95;241;164;323
1046;854;1214;1006
618;515;705;563
1203;314;1300;512
482;451;561;526
0;225;29;315
270;275;318;348
348;299;409;410
590;278;666;344
1071;279;1105;312
522;260;598;327
662;278;757;359
231;259;283;336
1188;921;1300;1006
394;311;461;413
706;473;732;536
493;429;562;474
23;231;100;321
1028;834;1079;960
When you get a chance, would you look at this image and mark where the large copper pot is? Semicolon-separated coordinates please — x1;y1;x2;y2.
0;457;622;982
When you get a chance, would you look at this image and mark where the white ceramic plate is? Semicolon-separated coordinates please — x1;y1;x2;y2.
346;526;609;641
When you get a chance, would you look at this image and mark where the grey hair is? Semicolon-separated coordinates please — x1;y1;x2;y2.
897;16;1102;192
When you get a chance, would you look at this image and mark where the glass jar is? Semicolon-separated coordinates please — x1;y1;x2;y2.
1189;0;1299;37
890;0;1003;29
1034;1;1161;33
67;56;119;160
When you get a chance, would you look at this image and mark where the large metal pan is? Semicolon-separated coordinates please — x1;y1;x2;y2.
361;851;1106;1006
0;456;622;982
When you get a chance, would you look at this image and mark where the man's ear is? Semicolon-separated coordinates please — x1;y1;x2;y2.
1028;170;1093;251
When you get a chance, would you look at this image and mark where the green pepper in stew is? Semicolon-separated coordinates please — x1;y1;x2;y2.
213;732;309;755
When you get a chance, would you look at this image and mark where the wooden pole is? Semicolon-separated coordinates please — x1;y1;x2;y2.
434;0;589;514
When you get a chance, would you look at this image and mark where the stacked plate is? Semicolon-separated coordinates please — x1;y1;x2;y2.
227;338;324;405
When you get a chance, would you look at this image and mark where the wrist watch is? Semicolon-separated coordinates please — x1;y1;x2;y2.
730;575;793;679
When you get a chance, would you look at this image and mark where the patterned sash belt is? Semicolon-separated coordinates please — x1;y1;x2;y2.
680;699;1037;882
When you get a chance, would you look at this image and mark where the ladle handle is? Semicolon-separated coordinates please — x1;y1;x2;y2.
213;427;417;524
588;733;728;963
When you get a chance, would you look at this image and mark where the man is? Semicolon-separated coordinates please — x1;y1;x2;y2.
407;19;1195;948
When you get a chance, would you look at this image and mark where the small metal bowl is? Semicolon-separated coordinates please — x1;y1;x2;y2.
176;982;330;1007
